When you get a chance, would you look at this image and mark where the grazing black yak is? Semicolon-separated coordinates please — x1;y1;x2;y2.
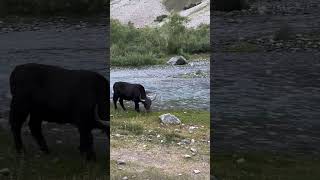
9;63;109;160
113;82;154;112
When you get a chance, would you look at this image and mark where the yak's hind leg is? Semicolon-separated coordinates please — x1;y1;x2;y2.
28;114;49;153
78;127;96;161
9;96;29;153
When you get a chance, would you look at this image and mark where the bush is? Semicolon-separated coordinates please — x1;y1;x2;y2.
111;13;209;66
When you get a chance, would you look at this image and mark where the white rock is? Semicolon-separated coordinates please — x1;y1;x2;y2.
190;148;197;153
122;176;128;180
159;113;181;124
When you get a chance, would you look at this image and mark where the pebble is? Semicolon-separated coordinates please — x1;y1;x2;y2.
0;168;10;176
190;148;197;153
236;158;246;164
122;176;128;180
193;169;201;174
117;160;126;165
183;154;191;158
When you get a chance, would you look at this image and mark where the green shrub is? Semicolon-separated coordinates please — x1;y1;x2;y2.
111;13;209;66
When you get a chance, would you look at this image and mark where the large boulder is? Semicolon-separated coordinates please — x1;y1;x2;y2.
167;56;188;65
159;113;181;124
213;0;250;12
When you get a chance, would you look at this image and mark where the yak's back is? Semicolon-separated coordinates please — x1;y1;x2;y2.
113;82;147;98
10;63;107;102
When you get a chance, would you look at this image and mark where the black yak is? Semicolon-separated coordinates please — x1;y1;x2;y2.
9;63;109;160
113;82;155;112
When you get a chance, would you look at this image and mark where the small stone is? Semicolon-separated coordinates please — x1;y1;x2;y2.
191;139;195;144
117;160;126;165
178;173;182;176
56;140;63;144
236;158;245;164
122;176;128;180
183;154;191;158
0;168;10;176
193;169;200;174
167;56;188;65
157;134;161;138
181;139;191;145
190;148;197;153
115;134;121;137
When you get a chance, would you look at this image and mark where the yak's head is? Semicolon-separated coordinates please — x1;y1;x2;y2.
140;92;157;112
141;97;152;112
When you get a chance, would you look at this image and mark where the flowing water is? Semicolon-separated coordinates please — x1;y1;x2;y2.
111;61;210;111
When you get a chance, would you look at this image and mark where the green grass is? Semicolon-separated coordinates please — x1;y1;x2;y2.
111;108;210;146
224;41;260;53
110;160;193;180
110;108;210;178
213;152;320;180
0;0;108;16
111;13;210;67
0;129;108;180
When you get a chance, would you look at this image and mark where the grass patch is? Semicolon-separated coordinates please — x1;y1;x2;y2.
111;108;210;145
110;160;192;180
111;13;210;67
213;152;320;180
0;0;108;16
224;42;260;53
0;129;108;180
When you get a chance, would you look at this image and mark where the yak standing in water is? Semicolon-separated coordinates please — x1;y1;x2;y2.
113;82;155;112
9;63;110;161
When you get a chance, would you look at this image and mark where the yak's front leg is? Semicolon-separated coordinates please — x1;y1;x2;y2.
134;101;140;112
119;98;126;111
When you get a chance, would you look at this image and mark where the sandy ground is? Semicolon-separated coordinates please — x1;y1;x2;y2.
110;0;210;28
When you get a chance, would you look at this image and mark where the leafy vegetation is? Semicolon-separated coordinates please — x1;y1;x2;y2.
111;13;210;66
